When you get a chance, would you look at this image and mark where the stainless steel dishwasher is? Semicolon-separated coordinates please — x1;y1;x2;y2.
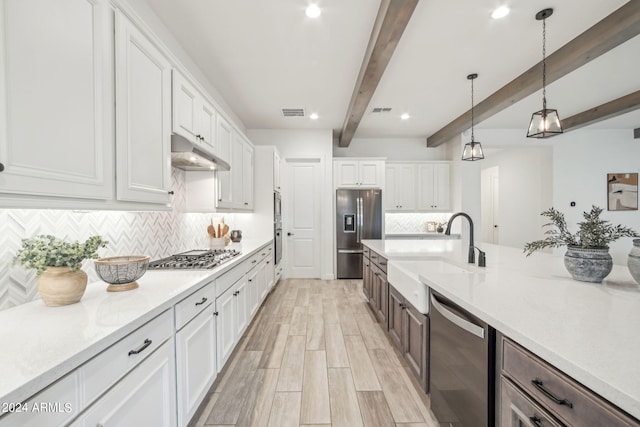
430;290;495;427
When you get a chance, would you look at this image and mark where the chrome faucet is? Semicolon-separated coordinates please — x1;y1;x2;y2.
445;212;476;264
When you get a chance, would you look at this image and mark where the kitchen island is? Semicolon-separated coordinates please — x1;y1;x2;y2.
363;238;640;422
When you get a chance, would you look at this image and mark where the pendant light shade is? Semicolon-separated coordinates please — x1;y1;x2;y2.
527;8;563;138
462;73;484;161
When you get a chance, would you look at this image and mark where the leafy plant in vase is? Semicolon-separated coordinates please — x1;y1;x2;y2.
523;206;638;283
14;235;108;306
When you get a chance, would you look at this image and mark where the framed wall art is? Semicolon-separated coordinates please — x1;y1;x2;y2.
607;173;638;211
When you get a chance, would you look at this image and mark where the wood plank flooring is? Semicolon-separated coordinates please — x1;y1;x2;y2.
195;279;439;427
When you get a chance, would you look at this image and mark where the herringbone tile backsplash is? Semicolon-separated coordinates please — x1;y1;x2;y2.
0;169;220;311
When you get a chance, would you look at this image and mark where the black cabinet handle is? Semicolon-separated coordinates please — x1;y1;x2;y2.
195;297;207;306
529;416;543;427
531;378;573;408
128;339;152;356
0;162;4;172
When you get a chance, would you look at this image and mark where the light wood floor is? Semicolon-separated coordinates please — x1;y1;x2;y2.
194;279;440;427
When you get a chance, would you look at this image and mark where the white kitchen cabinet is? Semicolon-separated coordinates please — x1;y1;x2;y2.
215;115;233;209
334;159;384;188
175;303;216;426
114;9;172;204
385;163;417;211
417;163;450;211
73;339;177;427
171;70;216;151
0;0;114;201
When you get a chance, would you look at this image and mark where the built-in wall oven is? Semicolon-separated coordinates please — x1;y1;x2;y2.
274;191;282;264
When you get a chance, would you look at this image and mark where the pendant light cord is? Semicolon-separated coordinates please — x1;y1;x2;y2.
542;17;547;111
470;77;475;143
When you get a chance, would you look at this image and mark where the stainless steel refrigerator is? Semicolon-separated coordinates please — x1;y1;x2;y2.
336;189;382;279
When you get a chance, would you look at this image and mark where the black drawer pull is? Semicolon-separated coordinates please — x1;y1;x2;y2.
195;297;207;306
530;416;543;427
128;339;152;356
531;378;573;408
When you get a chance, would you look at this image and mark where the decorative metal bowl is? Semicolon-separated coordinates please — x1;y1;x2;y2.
94;255;150;292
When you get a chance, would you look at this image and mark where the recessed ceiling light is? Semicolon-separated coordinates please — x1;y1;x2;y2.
309;112;319;120
491;5;510;19
305;4;321;18
401;113;410;120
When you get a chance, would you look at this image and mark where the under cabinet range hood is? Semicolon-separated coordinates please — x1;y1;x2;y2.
170;134;230;171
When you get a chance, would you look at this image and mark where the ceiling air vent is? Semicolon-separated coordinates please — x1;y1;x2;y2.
372;107;392;113
282;108;305;117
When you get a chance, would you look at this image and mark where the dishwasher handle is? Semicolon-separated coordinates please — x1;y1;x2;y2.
431;294;485;339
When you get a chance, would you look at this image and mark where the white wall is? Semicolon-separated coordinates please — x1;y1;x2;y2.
553;129;640;264
247;129;334;280
333;137;449;160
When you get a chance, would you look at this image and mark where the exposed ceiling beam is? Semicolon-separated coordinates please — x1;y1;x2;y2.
635;128;640;139
553;90;640;134
426;0;640;148
338;0;419;147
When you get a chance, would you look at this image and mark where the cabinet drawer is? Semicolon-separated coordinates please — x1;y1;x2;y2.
175;280;215;330
216;262;245;297
80;309;173;407
502;338;639;427
501;376;563;427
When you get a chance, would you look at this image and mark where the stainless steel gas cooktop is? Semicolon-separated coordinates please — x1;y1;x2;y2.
148;249;240;270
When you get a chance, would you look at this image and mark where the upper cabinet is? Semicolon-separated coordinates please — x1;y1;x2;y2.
385;163;417;211
171;70;216;152
114;9;172;204
334;159;384;188
0;0;114;201
417;163;450;211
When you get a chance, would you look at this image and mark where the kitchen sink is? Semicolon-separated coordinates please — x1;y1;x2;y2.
387;260;471;314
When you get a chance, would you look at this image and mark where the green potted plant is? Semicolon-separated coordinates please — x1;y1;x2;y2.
14;235;108;306
524;206;638;283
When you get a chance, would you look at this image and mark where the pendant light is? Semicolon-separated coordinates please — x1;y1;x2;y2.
527;8;563;138
462;73;484;161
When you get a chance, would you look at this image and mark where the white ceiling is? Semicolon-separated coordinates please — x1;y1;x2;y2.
143;0;639;140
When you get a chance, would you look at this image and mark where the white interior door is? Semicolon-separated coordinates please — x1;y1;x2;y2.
285;159;321;278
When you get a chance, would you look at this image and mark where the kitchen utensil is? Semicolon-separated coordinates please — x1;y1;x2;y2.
94;255;150;292
230;230;242;242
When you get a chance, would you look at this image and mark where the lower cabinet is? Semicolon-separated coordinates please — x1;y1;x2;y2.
387;284;429;391
73;338;177;427
175;303;217;426
500;336;640;427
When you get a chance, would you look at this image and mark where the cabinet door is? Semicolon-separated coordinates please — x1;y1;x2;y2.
172;70;198;142
215;115;233;209
198;100;216;151
274;150;282;192
387;285;404;351
0;0;113;200
176;304;216;426
384;165;399;210
242;140;254;209
235;277;249;336
500;377;563;427
397;164;417;210
432;163;450;210
231;132;244;208
115;10;171;204
247;268;259;317
76;339;177;427
359;160;382;187
335;160;359;187
216;285;236;370
403;302;429;391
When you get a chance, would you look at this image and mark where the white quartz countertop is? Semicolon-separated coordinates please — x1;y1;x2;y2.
363;238;640;420
0;238;272;406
